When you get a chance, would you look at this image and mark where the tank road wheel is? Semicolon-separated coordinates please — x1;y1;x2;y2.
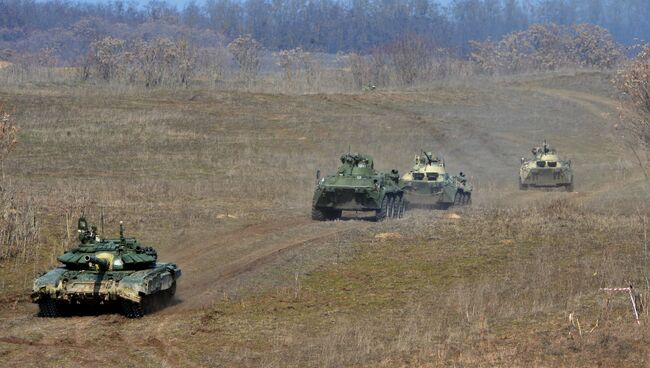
121;300;144;318
38;298;60;318
311;206;327;221
386;195;395;219
376;196;389;221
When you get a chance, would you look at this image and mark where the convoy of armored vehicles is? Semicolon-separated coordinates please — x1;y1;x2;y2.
30;140;573;318
32;216;181;318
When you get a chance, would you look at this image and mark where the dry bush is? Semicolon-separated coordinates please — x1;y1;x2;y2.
0;106;39;263
227;35;262;84
84;36;197;87
614;45;650;178
471;23;622;74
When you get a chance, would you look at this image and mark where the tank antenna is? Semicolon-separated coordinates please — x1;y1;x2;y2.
119;221;125;242
100;208;105;238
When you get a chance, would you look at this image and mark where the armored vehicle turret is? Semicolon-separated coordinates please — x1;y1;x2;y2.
519;141;573;191
401;151;472;209
312;153;405;221
32;216;181;318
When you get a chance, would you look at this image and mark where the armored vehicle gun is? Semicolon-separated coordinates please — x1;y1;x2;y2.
401;151;472;209
519;141;573;191
32;216;181;318
312;153;405;221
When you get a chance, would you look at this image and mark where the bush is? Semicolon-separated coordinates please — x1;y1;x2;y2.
471;23;622;74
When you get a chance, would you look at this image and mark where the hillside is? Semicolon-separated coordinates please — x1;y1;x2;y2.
0;70;648;367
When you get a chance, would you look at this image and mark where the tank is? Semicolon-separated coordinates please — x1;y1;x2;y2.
31;216;181;318
401;151;472;209
519;140;573;191
312;153;405;221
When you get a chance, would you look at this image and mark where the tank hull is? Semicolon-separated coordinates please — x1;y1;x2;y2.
31;263;181;308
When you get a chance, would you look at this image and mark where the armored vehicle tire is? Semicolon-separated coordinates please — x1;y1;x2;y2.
376;196;389;221
312;207;342;221
454;192;462;206
387;196;395;219
519;178;528;191
390;195;401;219
38;298;61;318
566;182;574;192
463;193;471;206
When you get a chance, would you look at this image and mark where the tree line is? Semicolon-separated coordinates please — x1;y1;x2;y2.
1;0;650;63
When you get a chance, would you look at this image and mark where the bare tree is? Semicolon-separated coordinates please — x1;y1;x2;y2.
228;35;261;83
614;45;650;178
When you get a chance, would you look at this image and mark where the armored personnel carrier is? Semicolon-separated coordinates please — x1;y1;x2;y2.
401;151;472;209
32;216;181;318
312;153;405;221
519;141;573;191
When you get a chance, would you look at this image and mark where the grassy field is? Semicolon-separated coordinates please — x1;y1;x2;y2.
0;69;649;367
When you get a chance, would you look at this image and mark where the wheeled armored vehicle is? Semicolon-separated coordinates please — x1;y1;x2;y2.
519;141;573;191
32;216;181;318
401;151;472;209
312;153;405;221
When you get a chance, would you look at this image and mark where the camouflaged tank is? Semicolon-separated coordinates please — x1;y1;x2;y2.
31;216;181;318
401;151;472;209
519;141;573;191
312;153;405;221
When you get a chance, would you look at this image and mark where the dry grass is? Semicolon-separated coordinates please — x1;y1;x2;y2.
0;69;647;366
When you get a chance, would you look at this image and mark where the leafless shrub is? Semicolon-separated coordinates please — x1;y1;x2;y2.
0;106;18;165
614;45;650;178
471;23;622;74
228;35;262;84
0;106;38;263
84;36;197;87
89;36;126;81
386;34;434;86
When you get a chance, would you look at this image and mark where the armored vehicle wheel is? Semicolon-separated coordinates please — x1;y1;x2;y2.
395;195;405;218
565;182;574;192
391;195;401;218
387;195;395;219
38;298;61;318
122;300;144;318
453;192;462;206
376;196;389;221
461;193;470;205
519;178;528;191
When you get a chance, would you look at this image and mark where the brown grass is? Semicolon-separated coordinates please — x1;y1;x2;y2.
0;69;647;366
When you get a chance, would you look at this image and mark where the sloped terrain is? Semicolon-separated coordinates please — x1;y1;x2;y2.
0;70;647;367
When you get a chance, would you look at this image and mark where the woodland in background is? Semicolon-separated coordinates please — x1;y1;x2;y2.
2;0;650;63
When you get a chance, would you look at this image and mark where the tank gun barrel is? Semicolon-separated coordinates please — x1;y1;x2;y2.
84;255;109;269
